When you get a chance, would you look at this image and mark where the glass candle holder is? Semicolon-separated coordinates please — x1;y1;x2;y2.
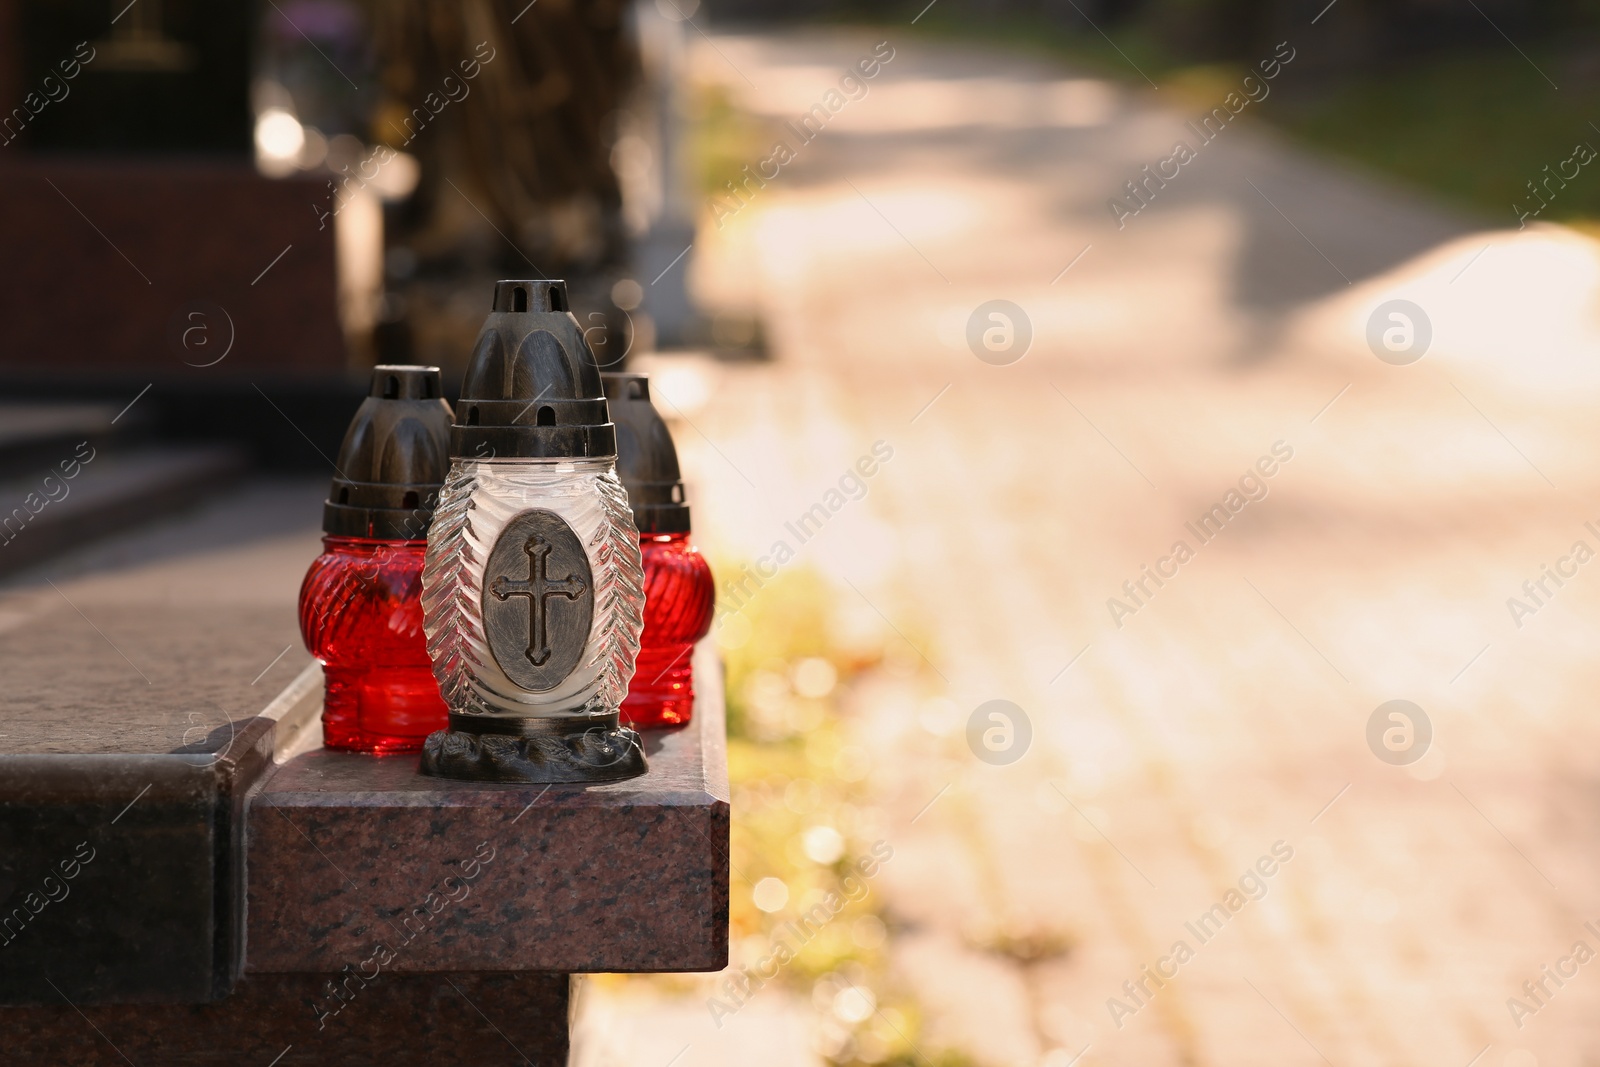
301;364;453;754
420;279;648;783
422;457;643;719
625;531;715;727
299;537;445;752
602;372;715;729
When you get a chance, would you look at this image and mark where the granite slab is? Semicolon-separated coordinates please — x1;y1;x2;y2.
0;970;570;1067
246;641;731;976
0;480;326;1005
0;657;319;1006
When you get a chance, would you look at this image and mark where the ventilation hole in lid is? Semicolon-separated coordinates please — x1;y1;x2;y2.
537;405;556;426
549;286;567;312
384;375;399;399
402;490;419;509
467;406;480;425
513;287;528;313
422;378;434;398
628;379;644;399
338;488;349;504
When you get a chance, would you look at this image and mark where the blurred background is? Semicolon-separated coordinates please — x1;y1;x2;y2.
7;0;1600;1064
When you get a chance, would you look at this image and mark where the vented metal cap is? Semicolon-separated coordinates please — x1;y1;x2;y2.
450;279;618;460
602;373;690;534
323;365;452;539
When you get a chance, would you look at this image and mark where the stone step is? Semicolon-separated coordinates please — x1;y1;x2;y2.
0;443;248;578
0;401;127;480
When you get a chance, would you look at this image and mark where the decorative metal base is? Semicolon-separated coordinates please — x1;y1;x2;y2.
419;712;647;784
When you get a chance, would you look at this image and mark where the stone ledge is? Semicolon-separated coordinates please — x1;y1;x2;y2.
245;640;731;975
0;971;571;1067
0;623;319;1006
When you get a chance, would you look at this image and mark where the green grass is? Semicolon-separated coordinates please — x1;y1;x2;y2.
687;81;770;200
707;564;944;1067
1275;51;1600;228
902;10;1600;228
595;565;939;1064
908;7;1173;87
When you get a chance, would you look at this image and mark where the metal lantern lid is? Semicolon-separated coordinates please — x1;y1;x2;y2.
323;365;452;539
601;373;691;534
450;279;617;461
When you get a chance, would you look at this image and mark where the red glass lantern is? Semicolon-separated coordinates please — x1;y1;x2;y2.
632;531;715;725
603;373;715;728
298;366;452;753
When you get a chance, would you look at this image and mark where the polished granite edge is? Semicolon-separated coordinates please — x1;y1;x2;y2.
0;971;571;1067
0;668;320;1006
245;641;731;975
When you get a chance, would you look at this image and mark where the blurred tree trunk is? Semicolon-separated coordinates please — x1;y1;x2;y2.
370;0;639;274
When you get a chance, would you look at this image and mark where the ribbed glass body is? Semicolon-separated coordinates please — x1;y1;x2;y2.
623;532;715;728
298;537;447;753
421;457;644;718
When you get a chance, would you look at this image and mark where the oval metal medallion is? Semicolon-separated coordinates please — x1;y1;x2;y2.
481;508;594;692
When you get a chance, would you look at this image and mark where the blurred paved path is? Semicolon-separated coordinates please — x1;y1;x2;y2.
585;25;1600;1067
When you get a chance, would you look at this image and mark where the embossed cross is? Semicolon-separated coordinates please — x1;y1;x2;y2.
490;535;587;667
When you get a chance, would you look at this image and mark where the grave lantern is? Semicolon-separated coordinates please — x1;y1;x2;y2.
298;365;452;752
420;279;647;783
602;373;715;728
